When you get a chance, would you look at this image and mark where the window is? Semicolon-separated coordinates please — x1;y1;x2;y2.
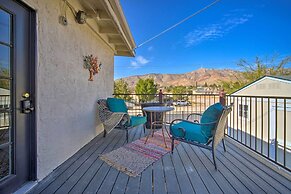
239;104;248;118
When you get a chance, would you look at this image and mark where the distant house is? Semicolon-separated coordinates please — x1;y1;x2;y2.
230;76;291;160
232;76;291;97
0;88;10;107
193;86;218;94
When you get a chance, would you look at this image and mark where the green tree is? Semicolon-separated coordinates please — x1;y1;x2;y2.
114;79;132;101
165;86;173;93
222;55;291;94
0;65;9;90
171;86;191;101
135;78;157;102
221;81;243;94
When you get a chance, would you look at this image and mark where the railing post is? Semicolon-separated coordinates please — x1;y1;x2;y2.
159;89;163;103
219;89;226;106
220;89;227;136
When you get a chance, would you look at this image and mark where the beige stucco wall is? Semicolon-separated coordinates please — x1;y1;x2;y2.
23;0;114;180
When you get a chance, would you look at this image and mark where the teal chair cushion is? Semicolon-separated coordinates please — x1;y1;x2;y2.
107;98;128;113
200;103;224;138
171;121;209;144
129;116;147;127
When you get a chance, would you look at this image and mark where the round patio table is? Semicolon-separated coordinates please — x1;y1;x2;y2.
143;106;174;148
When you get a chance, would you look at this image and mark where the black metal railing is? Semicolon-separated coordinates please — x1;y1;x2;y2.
113;93;220;124
113;93;291;172
225;95;291;172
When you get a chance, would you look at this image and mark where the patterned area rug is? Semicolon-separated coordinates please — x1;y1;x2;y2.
100;130;179;177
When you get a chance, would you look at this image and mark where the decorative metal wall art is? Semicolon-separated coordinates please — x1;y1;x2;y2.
83;55;102;81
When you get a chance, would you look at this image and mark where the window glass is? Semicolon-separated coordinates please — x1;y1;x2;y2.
239;104;248;118
0;44;10;78
0;9;11;44
0;147;10;179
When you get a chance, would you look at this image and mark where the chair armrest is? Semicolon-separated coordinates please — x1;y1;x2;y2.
170;119;198;136
117;113;130;127
170;119;218;139
170;119;217;126
169;119;188;137
186;113;202;122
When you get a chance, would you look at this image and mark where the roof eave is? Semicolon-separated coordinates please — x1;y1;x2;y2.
102;0;136;57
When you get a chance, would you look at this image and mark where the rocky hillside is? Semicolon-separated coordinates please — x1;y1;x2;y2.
117;68;242;89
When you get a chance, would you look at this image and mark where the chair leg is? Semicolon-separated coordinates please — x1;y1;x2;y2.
103;130;107;137
222;139;226;152
212;149;217;170
143;124;146;133
171;138;174;154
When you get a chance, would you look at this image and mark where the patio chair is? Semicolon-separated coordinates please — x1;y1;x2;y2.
98;98;146;142
169;103;233;169
97;99;125;135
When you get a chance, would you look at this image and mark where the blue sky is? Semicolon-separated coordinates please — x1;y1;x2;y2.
114;0;291;79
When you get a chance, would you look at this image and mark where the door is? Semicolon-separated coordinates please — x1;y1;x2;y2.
0;0;36;193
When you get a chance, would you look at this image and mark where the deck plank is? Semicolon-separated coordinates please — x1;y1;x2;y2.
214;145;265;193
111;172;129;194
66;131;124;194
175;144;209;194
171;145;195;194
182;143;223;194
42;130;121;194
98;168;120;194
152;159;167;194
29;130;110;194
29;128;291;194
191;146;237;194
83;131;130;193
162;153;181;194
55;131;127;194
226;140;291;191
124;176;141;194
216;145;279;194
199;146;251;193
139;165;153;194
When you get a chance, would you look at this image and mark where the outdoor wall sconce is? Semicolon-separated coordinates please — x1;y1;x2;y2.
83;55;102;81
76;11;87;24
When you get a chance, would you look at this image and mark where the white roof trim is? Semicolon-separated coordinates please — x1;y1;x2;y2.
103;0;136;56
232;76;291;95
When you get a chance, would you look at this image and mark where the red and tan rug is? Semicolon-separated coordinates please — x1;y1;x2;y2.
100;130;179;177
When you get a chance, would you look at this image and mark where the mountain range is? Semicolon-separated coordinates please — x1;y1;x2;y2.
116;68;242;89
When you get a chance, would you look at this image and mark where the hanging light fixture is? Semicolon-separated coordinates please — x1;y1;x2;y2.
76;10;87;24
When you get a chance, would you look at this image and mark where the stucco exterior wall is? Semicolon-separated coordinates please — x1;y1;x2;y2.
23;0;114;180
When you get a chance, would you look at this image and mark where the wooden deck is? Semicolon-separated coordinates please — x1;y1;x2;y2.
29;126;291;194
